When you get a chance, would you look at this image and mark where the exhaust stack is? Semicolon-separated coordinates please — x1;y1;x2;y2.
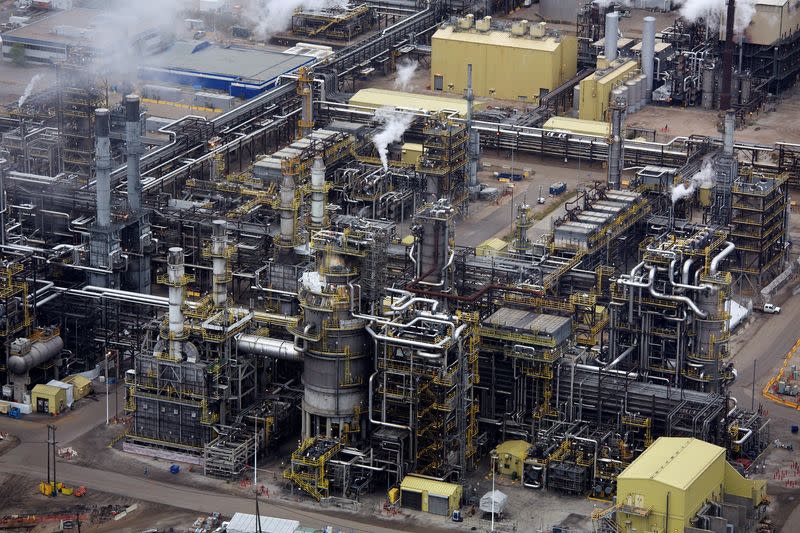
125;95;142;212
95;108;111;228
605;12;619;61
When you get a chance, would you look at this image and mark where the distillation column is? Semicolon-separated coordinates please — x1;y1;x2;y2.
641;16;656;100
309;156;327;230
607;97;625;190
166;247;188;361
466;64;479;188
605;12;619;61
412;200;455;291
210;220;229;307
126;95;142;212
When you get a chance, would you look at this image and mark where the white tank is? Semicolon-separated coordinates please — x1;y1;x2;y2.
625;79;638;113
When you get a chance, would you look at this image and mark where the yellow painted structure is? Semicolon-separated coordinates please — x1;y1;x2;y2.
431;25;577;102
492;440;530;479
63;374;92;400
349;88;471;116
476;237;508;257
578;59;638;122
543;117;610;137
615;437;766;533
388;487;400;504
400;475;462;516
31;384;67;415
401;143;422;165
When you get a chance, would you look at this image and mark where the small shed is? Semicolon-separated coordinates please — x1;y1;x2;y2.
479;490;508;516
46;380;74;407
476;237;508;257
31;384;67;415
492;440;531;480
400;475;462;516
62;374;92;400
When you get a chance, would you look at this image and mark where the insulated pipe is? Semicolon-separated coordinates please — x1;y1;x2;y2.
125;94;142;212
682;258;694;285
647;267;708;317
605;342;636;370
605;12;619;61
94;108;111;228
368;372;411;431
235;334;302;361
309;156;326;228
211;219;228;307
7;336;64;374
279;172;295;245
642;16;656;99
668;259;713;292
710;241;735;275
167;247;186;359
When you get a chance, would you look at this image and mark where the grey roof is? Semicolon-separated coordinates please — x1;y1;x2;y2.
142;41;312;83
226;513;300;533
486;308;571;335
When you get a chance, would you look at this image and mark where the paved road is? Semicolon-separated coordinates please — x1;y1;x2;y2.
0;386;446;533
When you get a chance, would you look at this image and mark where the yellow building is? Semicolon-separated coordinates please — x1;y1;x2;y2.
431;18;577;103
349;88;471;116
400;142;423;165
476;237;509;257
615;437;767;533
31;384;67;415
400;475;462;516
62;374;92;400
578;59;638;122
492;440;531;480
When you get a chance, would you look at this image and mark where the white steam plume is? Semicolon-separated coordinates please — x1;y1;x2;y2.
671;160;715;204
242;0;348;40
675;0;757;33
372;107;415;171
394;59;418;92
18;74;43;107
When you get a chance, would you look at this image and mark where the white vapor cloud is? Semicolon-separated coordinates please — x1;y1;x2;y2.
394;59;418;92
675;0;758;33
372;107;414;171
241;0;349;40
671;159;715;204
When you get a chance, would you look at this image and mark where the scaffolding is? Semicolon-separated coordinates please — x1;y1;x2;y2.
57;66;105;184
417;115;468;214
291;4;376;41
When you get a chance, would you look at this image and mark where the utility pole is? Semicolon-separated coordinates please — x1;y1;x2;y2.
46;426;51;485
48;425;57;496
253;416;258;486
752;358;757;411
105;350;109;425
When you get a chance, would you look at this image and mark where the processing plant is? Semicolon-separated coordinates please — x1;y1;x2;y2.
0;0;795;531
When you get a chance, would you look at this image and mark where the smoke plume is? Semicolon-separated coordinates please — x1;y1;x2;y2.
372;107;415;171
242;0;348;39
675;0;758;33
394;59;418;92
18;74;43;107
671;160;715;203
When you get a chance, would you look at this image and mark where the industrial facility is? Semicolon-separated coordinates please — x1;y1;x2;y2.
0;0;798;531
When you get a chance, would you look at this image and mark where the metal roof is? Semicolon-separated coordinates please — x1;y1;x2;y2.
494;439;531;459
617;437;723;491
226;513;300;533
401;475;460;496
485;308;571;335
142;41;312;83
433;26;562;52
349;88;471;116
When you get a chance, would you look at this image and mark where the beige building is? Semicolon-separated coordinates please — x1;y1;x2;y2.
431;17;577;103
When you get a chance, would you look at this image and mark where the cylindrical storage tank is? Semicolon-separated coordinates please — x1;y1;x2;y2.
637;74;647;109
625;79;638;113
701;63;715;110
8;336;64;375
699;183;714;207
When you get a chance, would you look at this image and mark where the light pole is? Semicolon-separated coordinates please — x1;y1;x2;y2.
104;350;109;425
491;453;496;533
253;416;258;486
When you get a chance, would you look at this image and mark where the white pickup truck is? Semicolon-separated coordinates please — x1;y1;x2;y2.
762;303;781;314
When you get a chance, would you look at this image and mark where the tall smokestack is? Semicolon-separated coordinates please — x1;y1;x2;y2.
125;95;142;212
724;110;735;156
95;108;111;228
719;0;736;110
642;16;656;100
466;63;478;187
605;12;619;61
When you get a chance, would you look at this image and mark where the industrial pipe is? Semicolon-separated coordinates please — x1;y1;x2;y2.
710;241;735;275
648;267;708;317
211;219;228;307
235;334;303;362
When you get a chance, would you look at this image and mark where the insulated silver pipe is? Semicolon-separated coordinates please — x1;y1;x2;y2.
125;95;142;212
310;156;326;227
724;110;735;156
95;108;111;228
235;334;302;361
8;336;63;374
605;12;619;61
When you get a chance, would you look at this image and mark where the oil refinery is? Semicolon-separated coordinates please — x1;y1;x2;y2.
0;0;798;532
